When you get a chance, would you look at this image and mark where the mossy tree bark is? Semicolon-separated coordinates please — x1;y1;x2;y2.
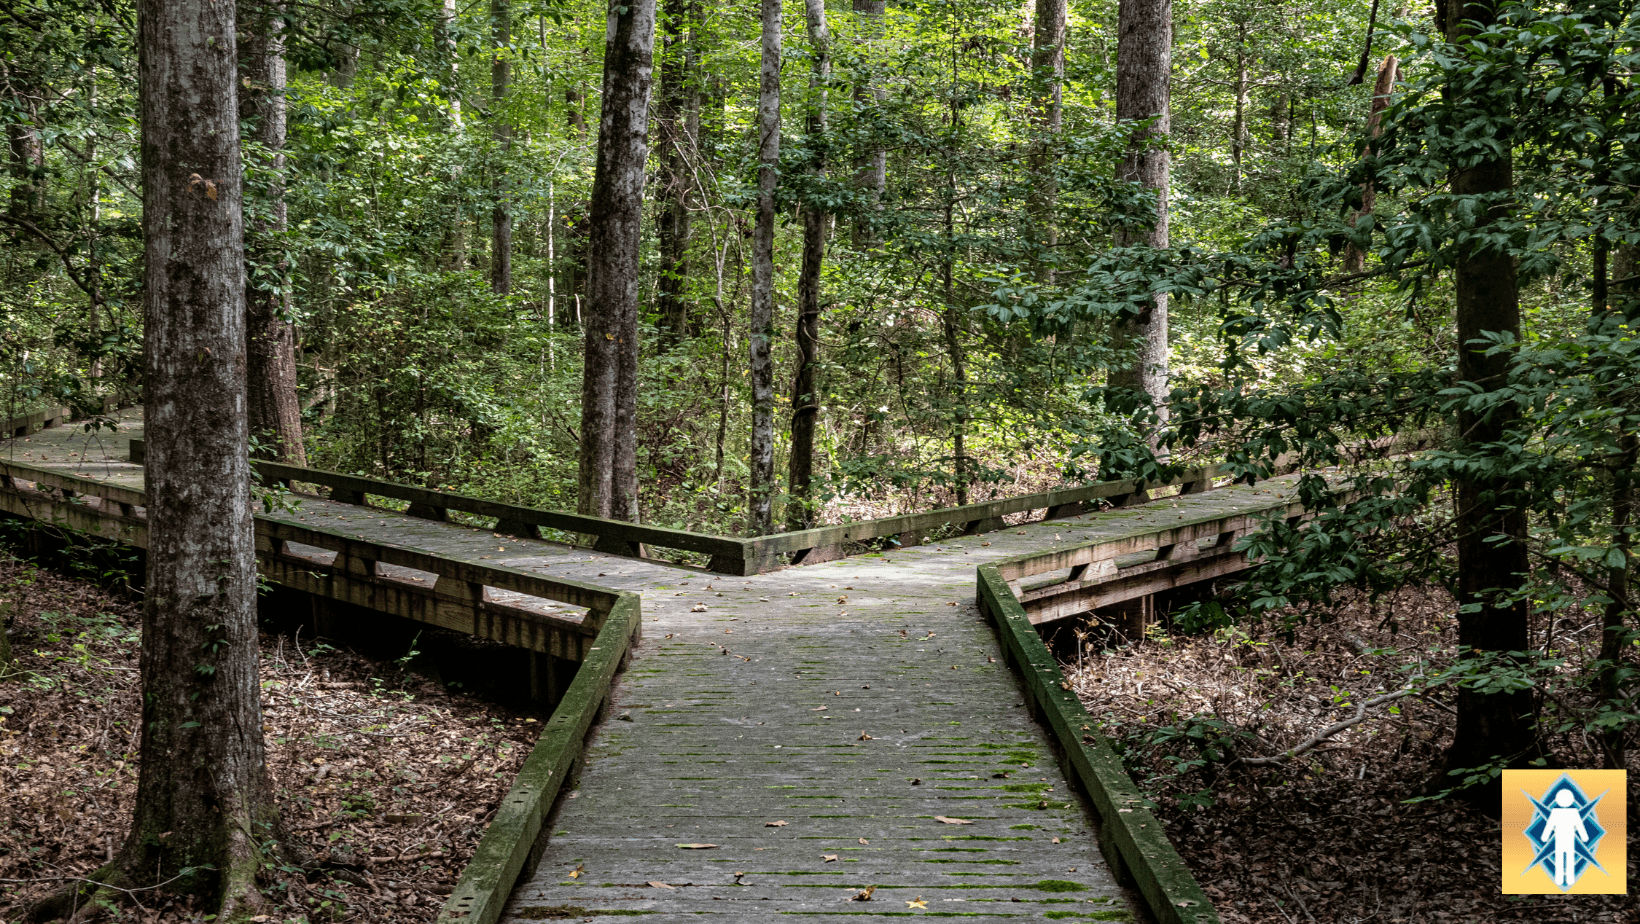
1026;0;1065;283
577;0;655;521
1108;0;1172;432
787;0;830;531
240;0;306;466
747;0;781;537
28;1;288;919
655;0;701;348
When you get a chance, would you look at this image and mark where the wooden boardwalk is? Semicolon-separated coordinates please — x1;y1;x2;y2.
3;410;1305;923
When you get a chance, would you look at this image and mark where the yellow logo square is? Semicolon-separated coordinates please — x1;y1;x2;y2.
1501;769;1627;894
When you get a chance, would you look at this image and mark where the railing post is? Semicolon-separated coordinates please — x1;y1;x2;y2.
406;502;450;522
495;518;542;539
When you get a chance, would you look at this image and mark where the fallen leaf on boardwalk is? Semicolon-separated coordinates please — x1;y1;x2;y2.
1052;837;1061;844
858;838;869;845
858;731;873;740
664;633;675;639
765;820;788;827
740;655;752;662
907;896;928;909
946;602;957;606
676;843;718;849
648;881;674;889
851;886;876;902
981;542;990;546
812;706;827;711
822;854;837;862
934;816;972;825
691;604;709;612
898;629;908;638
568;863;584;878
844;586;854;590
837;596;847;604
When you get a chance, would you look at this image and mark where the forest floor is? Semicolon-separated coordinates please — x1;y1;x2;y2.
0;552;538;924
1067;584;1638;924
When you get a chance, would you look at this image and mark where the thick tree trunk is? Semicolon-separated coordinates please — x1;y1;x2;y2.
787;0;830;531
1437;0;1540;793
240;2;306;466
655;0;701;348
1343;55;1397;273
851;0;887;247
491;0;513;295
1026;0;1065;283
747;0;781;536
1108;0;1172;429
65;1;279;915
577;0;655;521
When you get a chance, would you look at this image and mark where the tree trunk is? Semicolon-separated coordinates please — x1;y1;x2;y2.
240;1;306;466
1230;24;1246;194
567;87;587;137
1108;0;1172;430
436;0;463;127
1343;54;1398;273
655;0;701;348
747;0;781;536
1026;0;1065;282
851;0;886;248
1437;0;1540;794
491;0;513;295
4;72;45;226
787;0;830;531
577;0;655;521
46;1;282;916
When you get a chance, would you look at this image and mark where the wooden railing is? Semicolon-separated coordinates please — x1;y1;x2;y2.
1;405;73;439
0;458;624;665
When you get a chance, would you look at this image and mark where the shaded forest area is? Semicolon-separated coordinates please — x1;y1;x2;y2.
3;0;1640;921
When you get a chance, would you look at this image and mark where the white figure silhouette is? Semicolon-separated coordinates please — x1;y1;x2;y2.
1544;789;1589;888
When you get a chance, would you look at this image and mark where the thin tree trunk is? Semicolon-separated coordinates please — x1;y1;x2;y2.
241;1;306;466
1108;0;1172;433
1026;0;1065;282
491;0;513;295
1437;0;1540;792
567;87;587;137
788;0;830;531
1230;24;1246;194
747;0;782;536
577;0;656;520
655;0;701;348
436;0;463;127
851;0;886;248
1343;54;1398;273
93;0;278;915
3;71;45;226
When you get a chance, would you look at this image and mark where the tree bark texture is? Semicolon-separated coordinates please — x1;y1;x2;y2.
1108;0;1172;426
491;0;514;295
1343;54;1398;273
436;0;463;127
787;0;830;531
655;0;701;347
1438;0;1540;784
577;0;655;521
851;0;887;247
4;73;46;225
747;0;781;536
240;1;306;466
1026;0;1065;282
129;0;276;912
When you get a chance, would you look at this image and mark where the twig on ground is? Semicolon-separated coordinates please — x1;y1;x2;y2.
1234;689;1412;767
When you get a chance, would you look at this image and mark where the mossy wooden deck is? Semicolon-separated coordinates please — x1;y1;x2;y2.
0;409;1318;924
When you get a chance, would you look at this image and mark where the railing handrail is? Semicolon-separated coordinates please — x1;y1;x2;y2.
0;457;618;623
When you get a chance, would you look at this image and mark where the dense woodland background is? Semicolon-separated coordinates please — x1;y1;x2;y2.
4;0;1640;919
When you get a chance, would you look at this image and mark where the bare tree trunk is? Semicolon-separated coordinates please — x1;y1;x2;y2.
1436;0;1540;795
787;0;830;531
851;0;886;248
577;0;655;520
567;87;587;137
491;0;513;295
3;70;45;225
1270;92;1289;145
1026;0;1065;283
747;0;781;536
436;0;463;127
240;1;306;466
1230;24;1246;194
1108;0;1172;432
1342;54;1397;273
655;0;701;348
39;1;284;916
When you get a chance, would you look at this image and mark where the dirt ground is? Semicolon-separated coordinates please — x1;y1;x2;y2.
1066;583;1639;924
0;552;539;924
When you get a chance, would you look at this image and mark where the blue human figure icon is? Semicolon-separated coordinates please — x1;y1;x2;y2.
1544;789;1590;888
